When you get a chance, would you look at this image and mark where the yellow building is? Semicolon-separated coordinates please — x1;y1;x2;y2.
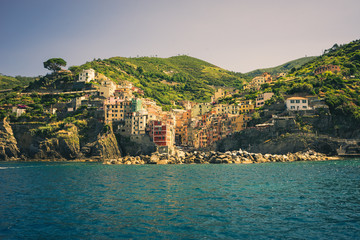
238;100;254;113
229;114;245;132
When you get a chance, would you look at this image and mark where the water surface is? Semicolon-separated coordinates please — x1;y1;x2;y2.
1;160;360;239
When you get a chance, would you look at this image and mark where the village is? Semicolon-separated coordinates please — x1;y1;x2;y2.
11;65;335;155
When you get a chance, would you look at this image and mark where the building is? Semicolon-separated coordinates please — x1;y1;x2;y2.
250;76;266;90
104;97;133;123
12;105;27;117
173;109;191;145
238;100;254;113
131;98;142;112
191;103;212;117
99;79;116;98
263;72;273;83
256;92;274;108
229;114;246;132
149;120;175;154
211;88;227;102
78;69;95;83
114;88;133;100
314;65;341;75
286;97;309;111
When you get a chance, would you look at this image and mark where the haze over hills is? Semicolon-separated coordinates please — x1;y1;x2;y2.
245;56;317;78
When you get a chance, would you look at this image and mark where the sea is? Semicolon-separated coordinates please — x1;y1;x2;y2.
0;159;360;240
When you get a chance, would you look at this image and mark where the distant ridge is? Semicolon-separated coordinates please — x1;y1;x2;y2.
245;56;317;78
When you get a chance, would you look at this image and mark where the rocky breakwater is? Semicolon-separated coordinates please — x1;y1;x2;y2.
104;149;332;165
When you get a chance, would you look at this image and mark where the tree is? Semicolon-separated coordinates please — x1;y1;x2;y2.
68;65;81;75
43;58;67;72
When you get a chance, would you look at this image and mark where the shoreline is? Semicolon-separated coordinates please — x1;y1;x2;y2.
1;150;347;164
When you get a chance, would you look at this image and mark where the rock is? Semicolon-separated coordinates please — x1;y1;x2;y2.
242;158;253;164
0;118;20;161
157;159;168;165
149;153;160;164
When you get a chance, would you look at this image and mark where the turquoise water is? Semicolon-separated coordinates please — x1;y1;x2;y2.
1;160;360;239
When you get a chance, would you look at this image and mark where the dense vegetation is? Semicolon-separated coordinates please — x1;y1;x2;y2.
2;40;360;132
245;56;316;78
77;55;250;107
0;75;36;90
287;40;360;121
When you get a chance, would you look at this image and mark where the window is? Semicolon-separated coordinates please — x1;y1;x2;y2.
291;106;295;109
290;100;295;103
302;100;307;103
296;100;300;103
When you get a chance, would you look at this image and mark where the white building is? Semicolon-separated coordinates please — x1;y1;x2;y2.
78;69;95;83
286;97;309;111
12;107;26;117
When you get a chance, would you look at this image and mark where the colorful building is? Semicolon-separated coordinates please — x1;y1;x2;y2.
148;120;175;154
104;98;132;123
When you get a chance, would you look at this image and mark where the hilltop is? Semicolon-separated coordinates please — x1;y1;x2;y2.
245;56;317;78
75;55;250;107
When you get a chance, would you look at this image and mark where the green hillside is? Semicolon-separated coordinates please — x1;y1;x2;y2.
0;75;36;90
76;55;249;107
266;40;360;123
246;56;317;78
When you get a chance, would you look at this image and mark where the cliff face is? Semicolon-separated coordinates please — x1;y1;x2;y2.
33;125;81;160
82;131;122;160
9;121;122;161
216;127;349;155
0;118;20;160
115;134;156;156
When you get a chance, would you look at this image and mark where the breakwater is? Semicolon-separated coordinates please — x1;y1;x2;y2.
104;149;337;165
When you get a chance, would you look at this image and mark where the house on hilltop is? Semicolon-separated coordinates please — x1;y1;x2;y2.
78;69;95;83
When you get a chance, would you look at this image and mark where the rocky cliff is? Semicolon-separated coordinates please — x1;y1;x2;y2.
81;131;122;160
0;118;20;160
33;124;81;160
5;121;122;161
216;127;354;155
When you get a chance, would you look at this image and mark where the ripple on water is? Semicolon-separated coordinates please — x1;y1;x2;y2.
0;160;360;239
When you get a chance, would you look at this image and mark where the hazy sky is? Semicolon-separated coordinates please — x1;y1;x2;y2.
1;0;359;76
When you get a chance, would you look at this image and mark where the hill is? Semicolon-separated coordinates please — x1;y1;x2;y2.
257;40;360;133
245;56;317;78
0;75;36;90
70;55;250;108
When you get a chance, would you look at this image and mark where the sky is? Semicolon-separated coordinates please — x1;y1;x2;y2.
0;0;359;77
